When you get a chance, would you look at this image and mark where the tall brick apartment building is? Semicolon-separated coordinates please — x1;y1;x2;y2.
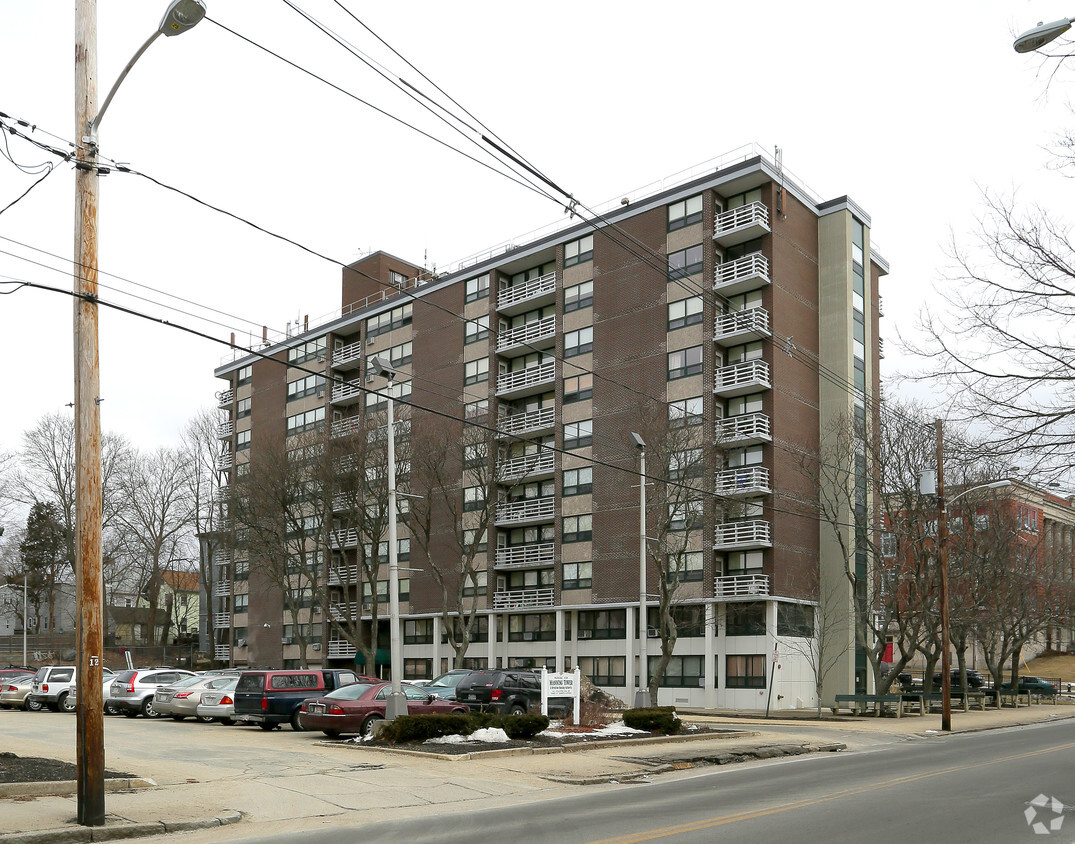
211;152;887;711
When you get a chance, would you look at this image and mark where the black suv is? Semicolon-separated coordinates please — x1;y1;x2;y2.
932;668;986;690
454;669;543;715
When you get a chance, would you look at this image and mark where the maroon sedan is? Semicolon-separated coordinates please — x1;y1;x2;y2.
299;681;468;738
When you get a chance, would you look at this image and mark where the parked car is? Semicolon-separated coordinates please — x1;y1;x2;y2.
233;669;372;731
0;668;35;682
932;668;986;689
420;669;473;702
300;681;468;738
1000;676;1058;695
109;668;198;718
453;669;545;715
28;665;77;712
154;675;238;721
195;677;239;725
68;667;120;714
0;674;37;710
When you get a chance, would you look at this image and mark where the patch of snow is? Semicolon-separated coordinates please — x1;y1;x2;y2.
426;726;510;745
540;720;648;739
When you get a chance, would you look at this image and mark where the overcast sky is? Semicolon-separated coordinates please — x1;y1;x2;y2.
1;1;1071;455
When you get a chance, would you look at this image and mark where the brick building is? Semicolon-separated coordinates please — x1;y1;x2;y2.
210;150;887;710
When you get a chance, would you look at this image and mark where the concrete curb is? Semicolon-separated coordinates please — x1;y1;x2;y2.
0;812;241;844
327;727;761;761
0;778;156;799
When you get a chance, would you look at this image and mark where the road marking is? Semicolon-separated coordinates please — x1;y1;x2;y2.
588;739;1075;843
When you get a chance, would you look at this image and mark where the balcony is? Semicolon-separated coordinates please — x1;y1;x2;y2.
331;379;364;405
715;307;771;346
496;314;556;357
329;601;367;622
492;587;555;610
327;639;357;659
216;452;233;471
217;420;234;438
213;580;232;597
496;450;555;483
332;339;363;371
495;542;555;570
217;389;234;408
331;415;363;439
329;528;359;549
495;496;555;526
496;360;556;399
213;644;230;661
714;520;772;550
879;337;885;359
714;251;770;297
715;466;771;497
213;612;231;629
497;406;556;440
713;201;770;247
717;412;771;446
714;360;770;397
714;574;770;599
328;564;360;585
214;550;232;567
497;271;557;315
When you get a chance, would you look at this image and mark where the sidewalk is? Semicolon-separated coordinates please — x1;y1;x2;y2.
2;703;1071;844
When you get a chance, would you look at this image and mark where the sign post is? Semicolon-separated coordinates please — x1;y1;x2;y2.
541;667;581;722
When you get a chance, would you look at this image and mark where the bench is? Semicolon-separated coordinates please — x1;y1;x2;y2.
982;688;1032;708
923;691;988;712
833;693;919;718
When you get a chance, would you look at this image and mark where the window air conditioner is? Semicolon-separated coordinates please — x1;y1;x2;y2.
312;606;321;614
236;638;247;648
647;629;659;638
281;636;293;645
316;386;325;397
365;337;375;346
312;643;322;651
361;602;373;611
365;374;376;383
523;631;534;641
577;630;592;639
316;353;326;363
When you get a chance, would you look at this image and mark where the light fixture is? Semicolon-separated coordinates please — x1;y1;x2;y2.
159;0;207;36
1014;17;1072;53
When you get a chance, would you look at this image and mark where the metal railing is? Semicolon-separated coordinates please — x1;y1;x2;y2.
495;496;556;525
713;520;772;548
331;379;364;404
327;639;357;659
497;406;556;438
717;412;771;444
329;528;359;549
496;450;555;482
331;416;364;439
496;314;556;352
715;252;770;289
328;564;360;585
714;360;771;393
214;644;231;660
217;390;234;407
492;587;555;610
496;360;556;395
715;307;770;342
216;453;233;471
714;202;770;239
217;421;234;438
497;271;556;310
714;574;770;598
213;613;231;629
333;339;363;368
213;580;232;597
715;466;771;496
495;542;555;569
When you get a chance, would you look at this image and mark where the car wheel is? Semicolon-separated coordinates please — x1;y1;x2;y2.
141;698;160;718
361;714;383;738
323;729;341;739
509;704;527;716
290;709;305;732
258;723;276;731
198;715;216;724
172;715;186;721
104;701;120;716
57;692;75;713
25;698;43;712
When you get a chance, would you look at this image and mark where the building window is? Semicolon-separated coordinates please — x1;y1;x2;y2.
725;654;767;689
564;234;594;268
563;374;593;404
237;365;252;386
669;448;703;481
236;397;252;419
386;340;413;367
234;593;249;613
287;337;327;365
726;602;766;636
463;442;486;468
668;244;703;280
464;399;488;419
465;315;489;344
651;655;704;687
236;429;251;452
668;499;703;531
668;297;703;331
669;396;703;427
668;194;703;231
672;605;706;637
562;514;592;543
564;280;593;313
365;303;413;339
464;358;489;386
668;346;703;380
725;550;763;573
463;486;485;512
667;550;703;583
404;618;434;645
578;656;625;686
287;374;326;402
286;407;325;435
777;604;814;638
404;658;432;680
562;466;592;496
463;529;487;553
462;570;487;597
562;561;592;590
577;609;626;639
563;420;593;450
508;613;556;642
564;327;593;358
365;379;411;413
465;274;490;303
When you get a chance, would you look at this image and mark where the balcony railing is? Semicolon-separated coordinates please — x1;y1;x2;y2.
492;587;555;610
216;452;233;471
214;644;231;661
717;412;771;445
331;379;364;405
213;580;232;597
330;601;365;622
327;639;357;659
214;550;232;567
332;339;363;369
495;496;555;526
328;564;360;585
496;314;556;354
213;613;231;629
217;389;234;408
714;520;772;549
496;450;555;482
713;202;771;247
714;574;770;599
879;337;885;359
715;466;771;496
217;420;234;438
495;542;555;569
496;360;556;397
497;271;556;312
714;307;770;345
714;252;771;296
714;360;771;396
329;528;359;549
331;416;364;439
497;406;556;439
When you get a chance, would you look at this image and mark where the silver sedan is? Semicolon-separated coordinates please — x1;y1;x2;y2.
195;677;239;725
0;674;38;710
154;675;238;722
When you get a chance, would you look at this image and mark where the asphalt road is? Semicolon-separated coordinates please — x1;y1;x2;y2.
239;719;1075;844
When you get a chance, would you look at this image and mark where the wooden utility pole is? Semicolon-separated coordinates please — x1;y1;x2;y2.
935;420;952;733
74;0;106;825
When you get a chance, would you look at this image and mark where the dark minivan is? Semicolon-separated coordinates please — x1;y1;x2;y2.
233;669;370;731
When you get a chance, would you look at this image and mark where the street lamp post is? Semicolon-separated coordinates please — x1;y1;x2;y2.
630;432;651;708
371;357;408;722
73;0;205;826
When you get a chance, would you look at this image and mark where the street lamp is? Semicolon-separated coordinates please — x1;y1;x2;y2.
629;432;651;708
73;0;205;826
1014;17;1073;52
0;575;28;667
370;356;408;722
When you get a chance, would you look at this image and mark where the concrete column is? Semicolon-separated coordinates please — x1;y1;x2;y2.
431;615;441;673
625;604;635;697
704;602;716;709
487;612;497;669
555;609;565;672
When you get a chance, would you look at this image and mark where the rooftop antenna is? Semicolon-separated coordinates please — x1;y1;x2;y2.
775;145;785;218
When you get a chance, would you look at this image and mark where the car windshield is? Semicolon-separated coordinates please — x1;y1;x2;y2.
427;672;467;689
172;675;205;689
324;683;374;701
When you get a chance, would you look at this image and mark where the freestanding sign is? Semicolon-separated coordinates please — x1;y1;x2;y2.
540;667;581;722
